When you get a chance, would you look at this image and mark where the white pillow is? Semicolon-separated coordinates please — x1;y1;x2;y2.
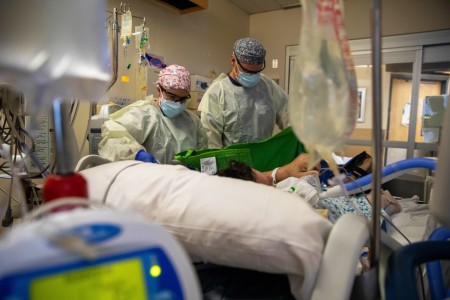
80;161;332;300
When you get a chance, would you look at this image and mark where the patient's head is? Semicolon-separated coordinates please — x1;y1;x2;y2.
216;160;272;186
216;160;254;181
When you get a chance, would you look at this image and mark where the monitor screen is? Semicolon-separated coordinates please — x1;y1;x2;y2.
31;258;147;300
0;247;184;300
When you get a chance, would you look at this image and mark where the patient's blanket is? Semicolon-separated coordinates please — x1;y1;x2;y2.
387;195;436;245
80;161;332;300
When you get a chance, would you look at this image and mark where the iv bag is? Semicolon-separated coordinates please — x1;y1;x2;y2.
121;10;133;39
0;0;111;115
289;0;358;173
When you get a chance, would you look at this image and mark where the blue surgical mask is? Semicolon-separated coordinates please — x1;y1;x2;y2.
160;97;186;118
236;71;261;88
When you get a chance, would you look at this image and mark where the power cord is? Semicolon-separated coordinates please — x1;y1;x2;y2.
2;203;12;227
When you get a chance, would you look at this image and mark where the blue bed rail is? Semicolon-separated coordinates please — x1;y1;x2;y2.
385;240;450;300
426;227;450;300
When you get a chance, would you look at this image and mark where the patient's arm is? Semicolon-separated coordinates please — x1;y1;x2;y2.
263;153;320;184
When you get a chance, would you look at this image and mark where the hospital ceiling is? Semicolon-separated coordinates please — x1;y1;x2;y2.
227;0;301;14
151;0;301;14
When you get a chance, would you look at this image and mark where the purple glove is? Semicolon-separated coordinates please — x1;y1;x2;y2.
135;150;159;163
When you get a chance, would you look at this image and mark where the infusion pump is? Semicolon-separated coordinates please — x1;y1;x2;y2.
0;203;201;300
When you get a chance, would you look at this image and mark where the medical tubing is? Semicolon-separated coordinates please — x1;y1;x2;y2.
346;158;436;192
342;174;382;224
349;175;413;245
0;179;13;227
78;109;92;162
319;158;436;198
10;167;28;219
21;142;49;178
102;162;142;203
69;99;80;126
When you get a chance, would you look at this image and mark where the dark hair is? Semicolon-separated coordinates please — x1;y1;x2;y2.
216;160;255;182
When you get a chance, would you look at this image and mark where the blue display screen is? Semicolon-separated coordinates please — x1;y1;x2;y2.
0;247;184;300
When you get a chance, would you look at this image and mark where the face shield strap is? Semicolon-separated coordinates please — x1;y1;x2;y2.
233;51;265;74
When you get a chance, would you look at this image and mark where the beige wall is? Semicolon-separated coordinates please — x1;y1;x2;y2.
249;8;301;85
250;0;450;88
346;0;450;39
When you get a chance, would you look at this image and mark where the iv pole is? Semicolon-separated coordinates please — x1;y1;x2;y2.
370;0;382;297
106;2;146;93
107;7;119;92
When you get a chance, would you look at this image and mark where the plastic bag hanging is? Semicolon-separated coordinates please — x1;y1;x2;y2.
289;0;358;175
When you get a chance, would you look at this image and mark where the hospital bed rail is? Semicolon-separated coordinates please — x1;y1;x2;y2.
312;214;372;300
426;227;450;300
74;154;112;172
385;240;450;300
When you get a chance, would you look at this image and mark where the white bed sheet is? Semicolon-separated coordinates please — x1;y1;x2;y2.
387;195;437;245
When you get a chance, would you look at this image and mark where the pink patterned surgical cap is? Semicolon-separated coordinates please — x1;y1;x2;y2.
158;65;191;91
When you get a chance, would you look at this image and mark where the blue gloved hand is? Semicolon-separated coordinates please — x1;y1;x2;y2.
135;149;159;163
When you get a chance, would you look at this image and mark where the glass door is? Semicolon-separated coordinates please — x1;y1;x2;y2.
348;49;419;164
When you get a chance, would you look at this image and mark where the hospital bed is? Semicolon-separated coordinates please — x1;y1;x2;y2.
74;153;445;299
0;153;444;300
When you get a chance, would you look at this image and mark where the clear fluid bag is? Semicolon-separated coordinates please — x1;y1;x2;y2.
0;0;111;116
289;0;358;175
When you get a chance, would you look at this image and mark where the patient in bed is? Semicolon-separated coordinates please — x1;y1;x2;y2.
217;156;402;223
215;156;401;280
217;153;319;181
217;157;322;206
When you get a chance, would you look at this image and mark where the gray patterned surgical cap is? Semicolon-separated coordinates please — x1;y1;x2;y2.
233;37;266;65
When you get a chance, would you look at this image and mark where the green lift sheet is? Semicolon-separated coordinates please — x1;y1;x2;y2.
175;127;306;172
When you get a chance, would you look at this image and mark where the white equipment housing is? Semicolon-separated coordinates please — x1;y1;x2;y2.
0;206;202;300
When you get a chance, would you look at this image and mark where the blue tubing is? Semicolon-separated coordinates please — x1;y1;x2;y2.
426;227;450;300
344;158;436;192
